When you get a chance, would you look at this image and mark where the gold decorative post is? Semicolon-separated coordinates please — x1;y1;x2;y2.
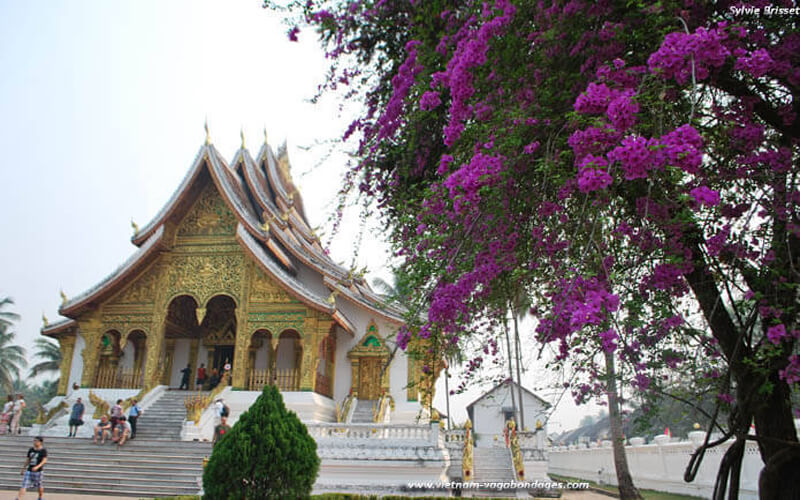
350;359;360;398
143;308;167;390
79;317;103;387
232;310;250;389
56;335;76;395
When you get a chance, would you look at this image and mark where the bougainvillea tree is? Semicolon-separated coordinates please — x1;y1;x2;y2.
268;0;800;497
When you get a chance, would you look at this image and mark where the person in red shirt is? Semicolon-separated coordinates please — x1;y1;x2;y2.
196;363;207;390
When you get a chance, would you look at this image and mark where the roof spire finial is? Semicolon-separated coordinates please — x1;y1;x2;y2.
263;126;268;145
240;127;246;149
204;117;211;145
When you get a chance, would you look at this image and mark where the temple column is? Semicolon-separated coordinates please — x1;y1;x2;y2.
162;339;176;385
350;359;360;398
56;335;76;395
143;308;167;390
232;310;250;389
78;317;103;387
269;336;279;381
311;320;335;394
188;338;200;390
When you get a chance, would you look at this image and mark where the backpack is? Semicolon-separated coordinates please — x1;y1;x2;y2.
221;404;230;417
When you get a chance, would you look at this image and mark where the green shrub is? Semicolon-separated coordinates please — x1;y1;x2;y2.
202;385;320;499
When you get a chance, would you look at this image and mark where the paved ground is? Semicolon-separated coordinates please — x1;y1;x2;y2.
0;491;143;500
1;487;613;500
560;490;614;499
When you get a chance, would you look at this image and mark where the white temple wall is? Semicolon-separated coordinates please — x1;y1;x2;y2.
253;339;270;370
275;336;298;370
169;338;191;387
332;325;352;402
120;340;136;371
70;332;86;391
198;339;210;369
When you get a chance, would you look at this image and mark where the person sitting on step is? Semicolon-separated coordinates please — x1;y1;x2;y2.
114;416;131;447
93;415;112;444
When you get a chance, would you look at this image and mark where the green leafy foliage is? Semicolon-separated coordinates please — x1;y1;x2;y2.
202;385;320;499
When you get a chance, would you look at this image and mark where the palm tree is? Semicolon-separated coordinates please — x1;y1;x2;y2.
0;297;20;328
29;338;62;378
0;324;26;393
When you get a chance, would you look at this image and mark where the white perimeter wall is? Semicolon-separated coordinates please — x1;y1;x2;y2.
549;439;762;499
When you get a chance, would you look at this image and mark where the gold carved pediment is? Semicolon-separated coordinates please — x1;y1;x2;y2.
348;322;389;359
177;183;237;238
249;266;293;304
112;267;159;305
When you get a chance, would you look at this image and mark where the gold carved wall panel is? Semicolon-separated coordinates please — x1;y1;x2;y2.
177;183;237;237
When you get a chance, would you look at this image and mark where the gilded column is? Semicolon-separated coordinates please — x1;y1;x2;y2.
188;338;200;390
79;316;103;387
232;309;250;389
312;320;335;394
350;359;360;398
299;315;320;391
162;339;176;385
269;336;279;376
143;307;167;390
56;335;76;395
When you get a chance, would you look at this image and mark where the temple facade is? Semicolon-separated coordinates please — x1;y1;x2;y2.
42;135;430;423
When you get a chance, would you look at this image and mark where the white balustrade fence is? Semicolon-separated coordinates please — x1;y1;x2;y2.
307;422;434;444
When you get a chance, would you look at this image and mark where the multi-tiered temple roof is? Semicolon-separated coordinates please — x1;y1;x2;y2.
44;137;404;336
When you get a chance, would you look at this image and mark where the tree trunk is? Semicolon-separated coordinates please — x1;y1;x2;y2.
605;350;642;500
503;318;518;424
513;312;526;430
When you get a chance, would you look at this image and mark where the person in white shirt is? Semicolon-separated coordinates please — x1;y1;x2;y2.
10;394;25;435
1;395;13;434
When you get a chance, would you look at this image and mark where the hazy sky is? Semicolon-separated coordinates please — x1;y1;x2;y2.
0;0;598;432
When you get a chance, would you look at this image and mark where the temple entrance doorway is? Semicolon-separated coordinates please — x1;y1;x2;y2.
358;358;382;400
212;345;234;373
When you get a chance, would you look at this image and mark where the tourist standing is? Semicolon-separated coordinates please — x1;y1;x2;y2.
17;436;47;500
68;397;85;437
208;369;220;390
179;364;191;390
212;416;231;447
110;399;123;430
10;393;25;435
128;399;141;439
1;395;13;434
196;363;207;389
214;398;224;426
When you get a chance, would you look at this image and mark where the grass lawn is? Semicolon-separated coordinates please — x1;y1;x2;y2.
549;474;705;500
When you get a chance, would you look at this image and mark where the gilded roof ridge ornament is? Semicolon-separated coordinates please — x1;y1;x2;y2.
327;289;339;305
263;126;268;145
240;127;246;149
131;219;139;236
204;117;211;145
59;289;68;306
42;312;48;328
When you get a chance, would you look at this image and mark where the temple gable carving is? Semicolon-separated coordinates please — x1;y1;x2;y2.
177;182;237;237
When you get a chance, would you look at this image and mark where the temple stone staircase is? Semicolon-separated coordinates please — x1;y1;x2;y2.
470;447;518;497
350;399;377;423
134;389;195;440
0;435;210;497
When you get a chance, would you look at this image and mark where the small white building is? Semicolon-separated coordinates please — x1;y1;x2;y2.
466;380;550;446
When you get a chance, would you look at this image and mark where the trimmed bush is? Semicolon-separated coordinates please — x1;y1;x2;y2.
203;385;320;499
